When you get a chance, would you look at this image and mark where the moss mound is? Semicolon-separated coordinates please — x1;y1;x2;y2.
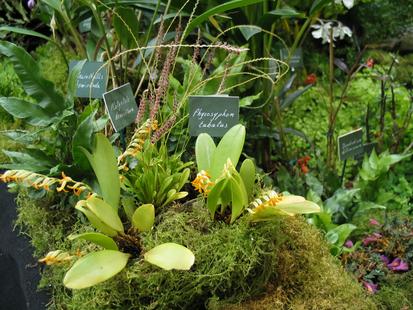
373;271;413;309
16;194;374;309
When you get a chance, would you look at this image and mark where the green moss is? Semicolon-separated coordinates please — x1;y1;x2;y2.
15;194;376;309
373;271;413;310
34;42;70;94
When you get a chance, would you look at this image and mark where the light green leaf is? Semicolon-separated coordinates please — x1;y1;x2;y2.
75;200;118;237
132;204;155;232
209;124;246;180
325;224;357;247
81;133;120;210
68;232;118;250
195;133;216;172
144;243;195;271
207;178;228;217
86;196;124;233
239;25;262;41
240;159;255;199
268;7;305;18
63;250;129;289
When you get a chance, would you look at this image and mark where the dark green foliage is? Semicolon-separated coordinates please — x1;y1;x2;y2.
353;0;413;43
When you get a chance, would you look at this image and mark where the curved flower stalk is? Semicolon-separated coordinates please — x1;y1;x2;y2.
117;119;158;171
0;170;91;197
248;190;320;222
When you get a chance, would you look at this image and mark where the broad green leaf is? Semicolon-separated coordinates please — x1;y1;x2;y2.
240;159;255;199
2;150;53;173
0;41;66;113
113;6;139;48
276;199;321;215
0;97;54;126
325;224;356;247
75;200;118;237
0;26;50;41
207;178;228;216
239;25;262;41
86;196;124;233
209;124;246;180
229;176;248;223
81;133;120;210
72;109;97;171
0;26;67;66
195;133;216;172
144;243;195;271
132;204;155;232
63;250;129;289
68;232;118;250
184;0;266;37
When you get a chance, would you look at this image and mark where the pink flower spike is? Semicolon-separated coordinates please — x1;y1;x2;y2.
363;281;378;294
362;233;382;246
344;240;354;248
387;258;409;272
369;218;380;226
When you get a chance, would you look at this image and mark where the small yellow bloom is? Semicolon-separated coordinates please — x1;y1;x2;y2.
192;170;214;196
38;250;74;265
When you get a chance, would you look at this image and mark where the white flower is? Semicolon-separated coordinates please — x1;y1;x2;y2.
334;0;354;9
311;20;334;44
333;22;352;40
311;20;352;44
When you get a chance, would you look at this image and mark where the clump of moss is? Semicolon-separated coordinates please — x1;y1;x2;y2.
224;216;376;310
15;190;79;256
373;271;413;309
16;196;374;309
34;42;71;94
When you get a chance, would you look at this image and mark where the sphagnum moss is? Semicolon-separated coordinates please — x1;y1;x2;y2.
16;194;376;309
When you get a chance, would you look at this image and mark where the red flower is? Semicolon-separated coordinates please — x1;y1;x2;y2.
366;58;374;68
304;73;317;85
297;155;311;174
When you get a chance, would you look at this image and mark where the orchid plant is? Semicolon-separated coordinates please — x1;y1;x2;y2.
193;124;320;224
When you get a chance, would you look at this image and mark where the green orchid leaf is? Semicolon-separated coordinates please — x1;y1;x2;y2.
86;196;124;233
144;243;195;271
132;204;155;232
209;124;246;180
276;200;321;214
229;177;246;223
68;232;118;250
195;133;216;172
75;200;118;237
81;133;120;210
207;178;228;217
0;97;56;126
238;25;262;41
63;250;130;289
161;191;188;208
239;159;255;199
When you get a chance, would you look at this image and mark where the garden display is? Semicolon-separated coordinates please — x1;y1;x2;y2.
0;0;412;309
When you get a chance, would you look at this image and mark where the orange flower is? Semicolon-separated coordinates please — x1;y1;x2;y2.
366;58;374;68
192;170;214;196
